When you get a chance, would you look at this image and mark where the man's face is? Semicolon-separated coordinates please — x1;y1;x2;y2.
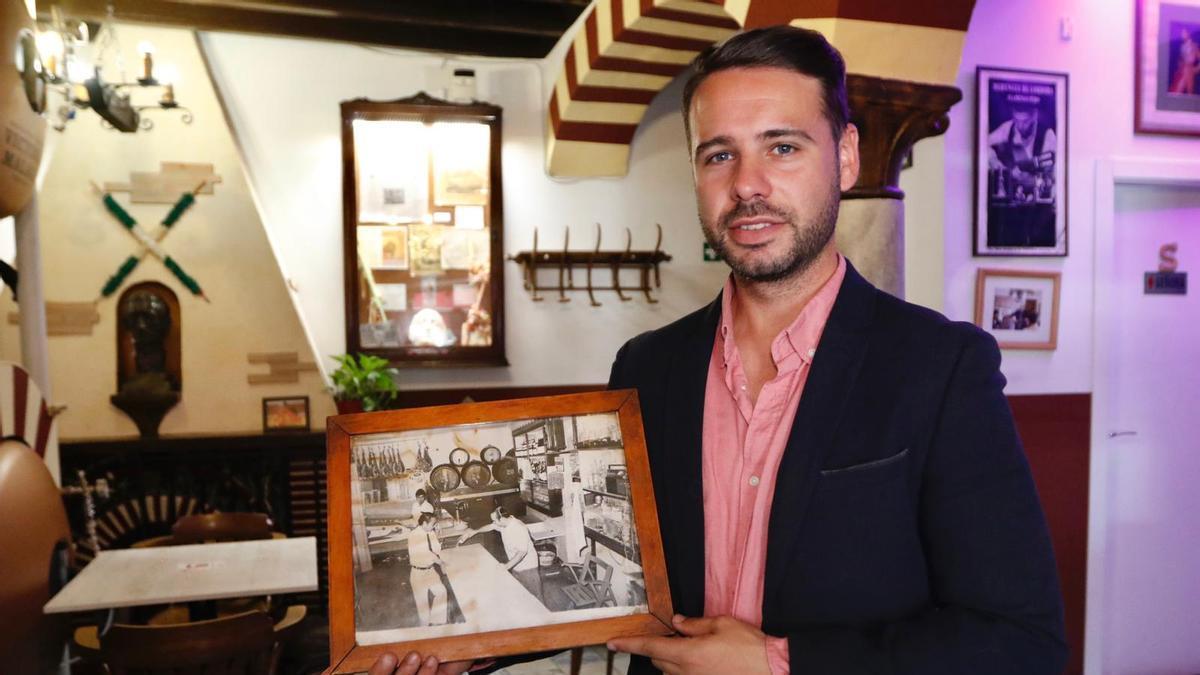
688;67;859;283
1013;109;1038;137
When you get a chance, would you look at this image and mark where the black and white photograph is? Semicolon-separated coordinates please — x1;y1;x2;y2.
349;411;646;647
975;268;1061;350
975;67;1069;256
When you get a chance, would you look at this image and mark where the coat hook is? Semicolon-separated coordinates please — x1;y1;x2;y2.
557;226;571;303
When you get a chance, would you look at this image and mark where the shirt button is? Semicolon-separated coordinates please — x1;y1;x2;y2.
748;475;760;487
808;348;816;357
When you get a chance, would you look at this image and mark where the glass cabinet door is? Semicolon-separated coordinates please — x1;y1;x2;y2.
341;93;505;366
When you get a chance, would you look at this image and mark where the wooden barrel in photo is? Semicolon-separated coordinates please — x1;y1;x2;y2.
429;464;461;492
480;445;501;464
460;460;492;489
492;457;519;486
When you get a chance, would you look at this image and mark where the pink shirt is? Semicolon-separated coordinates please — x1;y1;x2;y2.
702;256;846;674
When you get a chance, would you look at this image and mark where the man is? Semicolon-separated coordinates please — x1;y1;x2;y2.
987;102;1056;186
411;489;435;523
459;506;543;602
407;513;448;627
370;26;1066;675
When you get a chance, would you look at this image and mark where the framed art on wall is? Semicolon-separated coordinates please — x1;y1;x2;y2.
342;93;506;367
324;390;673;673
1136;0;1200;136
263;396;311;432
974;66;1069;257
974;268;1061;350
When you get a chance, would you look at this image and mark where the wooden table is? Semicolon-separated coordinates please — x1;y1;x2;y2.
44;537;318;614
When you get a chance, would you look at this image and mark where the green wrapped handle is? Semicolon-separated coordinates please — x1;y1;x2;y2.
163;256;204;296
161;192;196;227
102;194;137;229
101;256;140;297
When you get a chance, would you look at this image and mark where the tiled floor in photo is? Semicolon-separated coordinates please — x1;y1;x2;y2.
495;646;629;675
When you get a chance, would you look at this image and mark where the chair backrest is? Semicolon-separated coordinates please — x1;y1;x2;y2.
100;610;276;675
589;556;614;585
172;512;274;544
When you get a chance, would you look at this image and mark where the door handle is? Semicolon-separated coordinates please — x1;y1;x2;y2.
1108;430;1138;438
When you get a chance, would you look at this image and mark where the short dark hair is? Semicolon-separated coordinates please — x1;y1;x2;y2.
418;513;436;526
681;25;850;142
415;489;426;499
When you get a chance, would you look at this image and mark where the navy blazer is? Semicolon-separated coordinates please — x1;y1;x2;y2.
607;263;1067;674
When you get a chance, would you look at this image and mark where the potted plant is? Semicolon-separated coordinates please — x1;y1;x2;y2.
329;353;399;413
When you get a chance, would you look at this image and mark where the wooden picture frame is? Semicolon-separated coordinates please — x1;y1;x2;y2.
1136;0;1200;137
262;396;311;432
341;93;506;367
974;268;1061;350
325;390;672;673
973;66;1069;257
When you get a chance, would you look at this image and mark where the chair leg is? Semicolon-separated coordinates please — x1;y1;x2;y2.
570;647;583;675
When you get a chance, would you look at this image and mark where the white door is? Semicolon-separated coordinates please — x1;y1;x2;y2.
1091;173;1200;675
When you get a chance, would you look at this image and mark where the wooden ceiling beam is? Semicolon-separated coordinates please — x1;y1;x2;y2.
41;0;588;57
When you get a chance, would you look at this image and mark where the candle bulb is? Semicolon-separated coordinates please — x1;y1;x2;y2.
161;83;175;105
138;41;155;82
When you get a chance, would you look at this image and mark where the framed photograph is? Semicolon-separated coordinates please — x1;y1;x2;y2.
432;122;490;207
354;120;429;223
325;390;673;673
974;67;1069;257
974;269;1061;350
1136;0;1200;136
263;396;310;432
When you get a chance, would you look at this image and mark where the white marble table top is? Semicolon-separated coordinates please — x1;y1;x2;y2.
43;537;318;614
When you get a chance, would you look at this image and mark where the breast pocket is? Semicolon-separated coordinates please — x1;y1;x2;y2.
818;448;910;484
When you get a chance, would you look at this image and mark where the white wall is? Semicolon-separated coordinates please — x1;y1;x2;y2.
198;23;949;390
199;31;724;389
945;0;1200;395
0;24;336;439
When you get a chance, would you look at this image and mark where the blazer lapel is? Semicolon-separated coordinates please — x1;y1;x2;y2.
659;294;721;618
761;263;876;621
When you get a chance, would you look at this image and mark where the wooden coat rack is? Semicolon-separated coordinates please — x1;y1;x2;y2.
508;224;671;305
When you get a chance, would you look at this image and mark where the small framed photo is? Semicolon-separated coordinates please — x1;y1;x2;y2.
325;390;672;673
974;66;1069;257
1136;0;1200;136
263;396;311;432
974;269;1061;350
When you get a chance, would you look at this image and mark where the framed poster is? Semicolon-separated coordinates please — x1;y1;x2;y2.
974;268;1061;350
974;67;1069;257
1136;0;1200;136
325;390;673;673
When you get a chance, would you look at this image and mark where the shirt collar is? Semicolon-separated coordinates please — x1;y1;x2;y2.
718;254;846;370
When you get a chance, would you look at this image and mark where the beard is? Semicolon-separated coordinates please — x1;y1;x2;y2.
700;180;840;284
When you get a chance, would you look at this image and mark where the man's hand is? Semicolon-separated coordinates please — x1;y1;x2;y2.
367;652;474;675
608;614;772;675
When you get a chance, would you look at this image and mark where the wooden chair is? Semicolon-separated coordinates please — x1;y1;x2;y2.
561;551;617;609
132;512;283;549
99;610;276;674
74;606;307;672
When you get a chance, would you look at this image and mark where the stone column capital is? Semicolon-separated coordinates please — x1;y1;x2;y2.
844;75;963;200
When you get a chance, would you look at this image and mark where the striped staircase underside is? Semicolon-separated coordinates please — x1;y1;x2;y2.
546;0;974;177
